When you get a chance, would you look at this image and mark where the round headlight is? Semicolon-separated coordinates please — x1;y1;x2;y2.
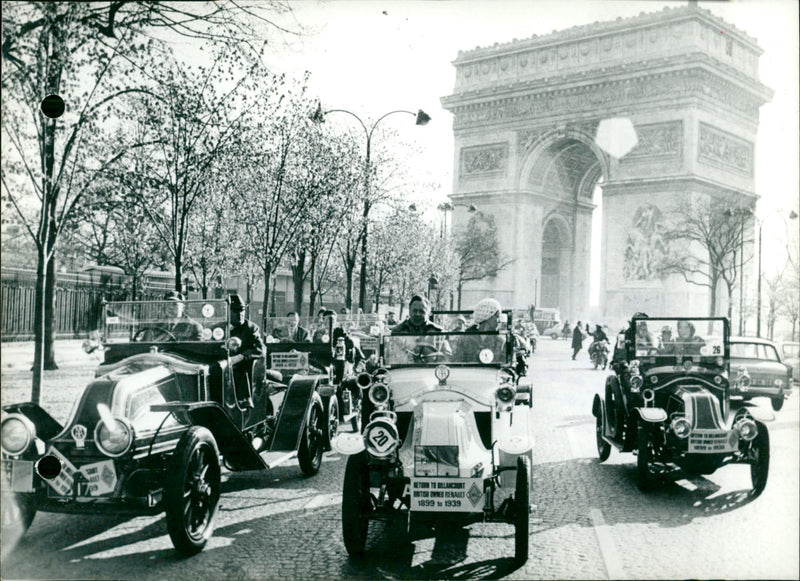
630;375;644;391
1;414;35;455
496;385;516;404
94;417;133;457
369;382;391;406
774;378;784;387
669;416;692;439
734;418;758;441
364;418;399;458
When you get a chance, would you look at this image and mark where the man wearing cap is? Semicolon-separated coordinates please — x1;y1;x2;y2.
391;295;443;335
155;291;202;341
228;294;265;409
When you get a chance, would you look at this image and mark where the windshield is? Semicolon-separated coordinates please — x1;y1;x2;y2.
381;333;510;367
781;343;799;359
103;300;229;344
632;318;727;360
730;342;780;362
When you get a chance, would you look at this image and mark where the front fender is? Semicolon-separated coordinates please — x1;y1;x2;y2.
740;402;775;423
333;432;365;456
592;393;603;417
634;407;667;423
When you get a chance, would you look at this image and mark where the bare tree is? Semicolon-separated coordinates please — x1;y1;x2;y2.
1;0;295;402
660;195;754;319
452;212;514;309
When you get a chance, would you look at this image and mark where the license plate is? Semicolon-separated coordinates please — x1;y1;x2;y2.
2;459;34;493
409;478;484;512
688;430;738;454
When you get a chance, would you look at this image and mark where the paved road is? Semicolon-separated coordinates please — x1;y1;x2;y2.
2;339;798;580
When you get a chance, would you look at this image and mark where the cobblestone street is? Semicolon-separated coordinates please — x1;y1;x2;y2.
2;338;798;580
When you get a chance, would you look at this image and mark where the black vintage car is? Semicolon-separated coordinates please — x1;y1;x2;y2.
592;316;772;495
1;299;331;555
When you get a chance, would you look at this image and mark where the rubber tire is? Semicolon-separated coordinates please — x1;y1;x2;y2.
636;425;656;492
596;413;611;462
342;452;371;557
750;421;770;497
298;393;324;476
323;394;339;451
550;332;558;340
514;456;530;564
165;426;221;556
1;492;36;554
771;397;784;412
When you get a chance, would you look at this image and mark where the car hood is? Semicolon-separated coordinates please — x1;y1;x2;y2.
386;367;499;410
729;357;790;376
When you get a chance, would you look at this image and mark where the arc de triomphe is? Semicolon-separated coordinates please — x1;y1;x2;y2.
441;4;772;321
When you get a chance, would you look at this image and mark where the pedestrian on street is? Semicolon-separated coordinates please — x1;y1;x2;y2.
572;320;585;360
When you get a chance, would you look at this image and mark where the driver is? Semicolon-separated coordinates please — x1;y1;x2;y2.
391;295;443;335
228;294;265;409
153;291;202;341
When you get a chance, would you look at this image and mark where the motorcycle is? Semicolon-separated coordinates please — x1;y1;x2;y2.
589;341;609;369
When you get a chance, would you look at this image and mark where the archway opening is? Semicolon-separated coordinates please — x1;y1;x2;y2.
541;220;565;308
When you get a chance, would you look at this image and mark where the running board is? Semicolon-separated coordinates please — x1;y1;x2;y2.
259;450;298;469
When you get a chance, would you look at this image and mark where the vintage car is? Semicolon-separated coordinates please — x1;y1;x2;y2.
263;314;365;438
1;299;331;555
729;336;793;411
334;312;534;563
593;316;771;495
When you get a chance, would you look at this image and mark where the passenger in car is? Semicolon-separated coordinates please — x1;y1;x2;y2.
228;294;266;409
664;320;705;355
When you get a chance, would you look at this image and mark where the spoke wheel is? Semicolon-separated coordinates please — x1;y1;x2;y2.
1;492;36;555
596;413;611;462
323;395;340;451
342;452;371;557
637;425;657;492
749;421;770;497
165;427;221;556
298;393;324;476
514;456;531;564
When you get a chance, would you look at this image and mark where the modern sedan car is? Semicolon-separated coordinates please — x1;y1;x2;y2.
729;336;793;411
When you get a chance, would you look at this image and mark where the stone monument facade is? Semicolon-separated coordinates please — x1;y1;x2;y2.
441;5;772;321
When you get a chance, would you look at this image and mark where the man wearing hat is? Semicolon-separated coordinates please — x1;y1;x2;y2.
228;294;265;409
391;295;443;335
159;290;202;341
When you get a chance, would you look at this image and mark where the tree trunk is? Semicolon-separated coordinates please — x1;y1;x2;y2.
44;253;58;369
292;252;306;314
262;262;272;331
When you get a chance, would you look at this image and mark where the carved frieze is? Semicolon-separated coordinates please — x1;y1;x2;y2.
451;70;761;130
623;204;669;281
697;123;753;175
625;121;682;160
460;143;508;177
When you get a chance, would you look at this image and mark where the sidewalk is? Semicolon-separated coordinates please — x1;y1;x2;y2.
0;339;101;371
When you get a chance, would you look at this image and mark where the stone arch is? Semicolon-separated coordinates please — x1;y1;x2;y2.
540;212;572;309
443;5;771;320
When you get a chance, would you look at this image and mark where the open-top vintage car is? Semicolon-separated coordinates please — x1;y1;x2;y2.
1;298;332;555
593;316;772;495
334;312;534;563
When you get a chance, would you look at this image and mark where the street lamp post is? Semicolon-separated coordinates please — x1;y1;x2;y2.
754;209;797;337
313;105;430;312
437;201;477;238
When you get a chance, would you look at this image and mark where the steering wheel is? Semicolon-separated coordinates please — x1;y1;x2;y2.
133;326;177;342
407;343;444;363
